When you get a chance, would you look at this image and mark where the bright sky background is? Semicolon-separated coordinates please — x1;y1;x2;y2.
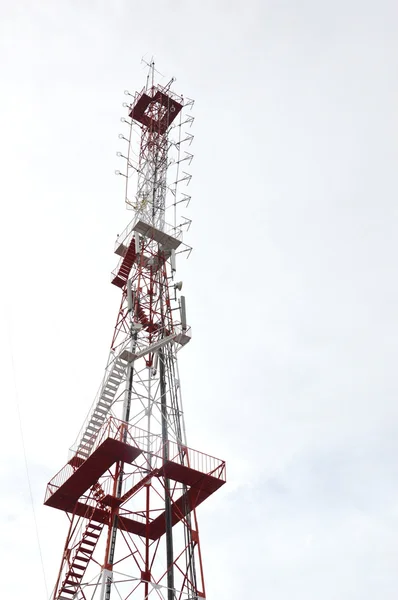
1;1;398;599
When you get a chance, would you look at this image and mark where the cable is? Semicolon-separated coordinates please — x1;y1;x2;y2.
7;323;49;598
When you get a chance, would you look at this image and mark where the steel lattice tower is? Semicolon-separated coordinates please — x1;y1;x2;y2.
44;65;226;600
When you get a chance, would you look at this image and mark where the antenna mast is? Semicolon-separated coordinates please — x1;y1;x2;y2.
44;65;226;600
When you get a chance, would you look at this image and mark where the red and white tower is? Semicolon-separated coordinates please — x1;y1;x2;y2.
44;64;226;600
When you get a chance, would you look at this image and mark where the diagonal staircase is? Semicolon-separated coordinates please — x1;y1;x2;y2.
76;355;129;462
57;521;104;600
111;237;137;288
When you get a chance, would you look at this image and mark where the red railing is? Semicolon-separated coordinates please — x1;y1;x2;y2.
45;417;226;503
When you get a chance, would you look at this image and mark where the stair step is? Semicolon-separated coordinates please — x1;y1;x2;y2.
80;440;94;448
104;383;118;392
68;571;83;579
91;415;105;424
85;531;100;539
102;390;115;404
99;397;112;405
115;360;126;367
81;438;93;445
60;587;75;594
87;423;100;432
89;414;104;423
98;397;111;405
112;365;124;375
101;394;114;403
101;385;116;398
71;563;85;571
76;550;93;558
101;394;115;403
110;369;123;377
81;539;96;547
73;556;90;563
81;444;93;452
79;441;93;450
112;371;124;379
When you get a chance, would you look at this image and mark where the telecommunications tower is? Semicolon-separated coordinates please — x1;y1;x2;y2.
44;64;226;600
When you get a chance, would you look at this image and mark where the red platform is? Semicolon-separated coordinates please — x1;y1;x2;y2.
129;88;182;135
148;461;225;539
45;438;141;512
45;435;225;541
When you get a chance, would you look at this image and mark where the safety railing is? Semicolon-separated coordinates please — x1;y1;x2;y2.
44;462;74;503
168;440;226;482
114;211;183;254
114;217;136;252
46;417;226;503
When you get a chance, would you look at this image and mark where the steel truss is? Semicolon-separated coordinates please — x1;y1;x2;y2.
45;63;225;600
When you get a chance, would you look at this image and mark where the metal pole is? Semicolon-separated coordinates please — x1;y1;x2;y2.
158;257;175;600
159;346;175;600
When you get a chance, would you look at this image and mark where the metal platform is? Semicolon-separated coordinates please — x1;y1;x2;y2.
133;219;182;250
45;438;141;512
119;327;191;363
44;419;226;541
129;86;183;135
112;215;183;287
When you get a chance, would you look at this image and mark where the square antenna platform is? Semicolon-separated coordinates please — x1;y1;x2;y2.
129;87;183;134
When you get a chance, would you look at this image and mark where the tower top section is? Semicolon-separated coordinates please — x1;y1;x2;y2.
129;85;183;135
117;66;194;240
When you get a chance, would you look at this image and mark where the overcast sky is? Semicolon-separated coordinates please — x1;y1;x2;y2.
1;1;398;599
